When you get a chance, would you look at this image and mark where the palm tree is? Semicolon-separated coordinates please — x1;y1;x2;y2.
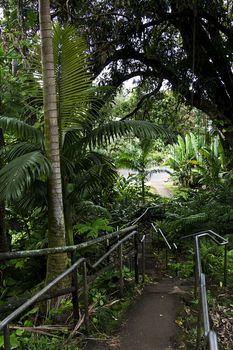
0;23;165;266
116;139;157;203
39;0;67;285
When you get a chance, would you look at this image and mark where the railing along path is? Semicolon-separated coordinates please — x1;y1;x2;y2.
180;230;228;350
0;210;228;350
151;224;227;350
0;224;146;350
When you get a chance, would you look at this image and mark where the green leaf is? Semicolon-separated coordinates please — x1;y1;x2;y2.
76;218;112;239
0;151;51;201
10;333;20;349
0;116;43;145
0;335;4;348
23;320;33;327
83;120;166;149
15;329;24;336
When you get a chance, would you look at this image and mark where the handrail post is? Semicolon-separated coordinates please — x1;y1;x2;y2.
196;309;201;350
128;255;132;272
194;236;202;350
224;244;227;287
179;230;226;349
142;238;146;283
157;228;159;253
174;243;178;276
134;234;139;284
208;330;219;349
106;238;110;264
118;243;124;297
71;252;79;324
83;261;89;335
3;325;11;350
194;237;198;299
165;249;168;269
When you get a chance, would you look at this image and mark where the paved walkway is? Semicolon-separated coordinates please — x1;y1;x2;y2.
84;278;188;350
118;168;172;198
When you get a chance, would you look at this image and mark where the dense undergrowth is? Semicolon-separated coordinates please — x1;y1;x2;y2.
2;180;233;349
0;265;142;350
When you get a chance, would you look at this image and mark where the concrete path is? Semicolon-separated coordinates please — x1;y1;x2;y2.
146;171;171;198
118;168;172;198
84;278;187;350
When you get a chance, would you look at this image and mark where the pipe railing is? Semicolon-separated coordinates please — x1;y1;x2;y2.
0;226;145;350
0;258;88;350
180;230;228;290
180;230;228;350
0;225;137;261
151;223;178;270
120;205;162;228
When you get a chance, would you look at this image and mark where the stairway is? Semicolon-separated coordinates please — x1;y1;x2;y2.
84;233;190;350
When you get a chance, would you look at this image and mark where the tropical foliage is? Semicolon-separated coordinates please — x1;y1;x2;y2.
1;2;233;349
0;24;165;248
114;139;162;203
167;133;226;188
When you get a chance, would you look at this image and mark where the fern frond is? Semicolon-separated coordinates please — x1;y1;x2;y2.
180;212;208;224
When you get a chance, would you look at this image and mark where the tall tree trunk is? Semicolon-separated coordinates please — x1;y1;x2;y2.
141;173;145;205
39;0;67;286
63;180;74;246
0;99;8;253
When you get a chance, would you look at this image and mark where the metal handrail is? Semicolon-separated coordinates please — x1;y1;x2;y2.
151;223;177;250
180;230;228;288
0;258;85;331
121;205;161;228
180;229;228;245
151;223;178;271
192;231;226;350
0;226;143;350
0;225;137;261
92;230;137;268
157;228;225;349
0;257;88;350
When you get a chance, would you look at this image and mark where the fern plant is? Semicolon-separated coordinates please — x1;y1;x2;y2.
74;218;112;240
161;184;233;241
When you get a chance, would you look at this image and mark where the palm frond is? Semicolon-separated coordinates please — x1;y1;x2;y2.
0;116;43;145
61;155;76;179
14;180;47;212
53;24;96;125
0;151;50;201
83;120;166;149
68;152;118;200
0;142;41;161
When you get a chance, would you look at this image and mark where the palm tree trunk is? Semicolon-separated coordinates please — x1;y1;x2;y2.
0;201;8;252
63;179;74;246
141;174;145;204
0;102;8;253
39;0;67;286
64;200;74;246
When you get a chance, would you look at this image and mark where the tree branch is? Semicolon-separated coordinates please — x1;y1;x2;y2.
121;80;163;120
